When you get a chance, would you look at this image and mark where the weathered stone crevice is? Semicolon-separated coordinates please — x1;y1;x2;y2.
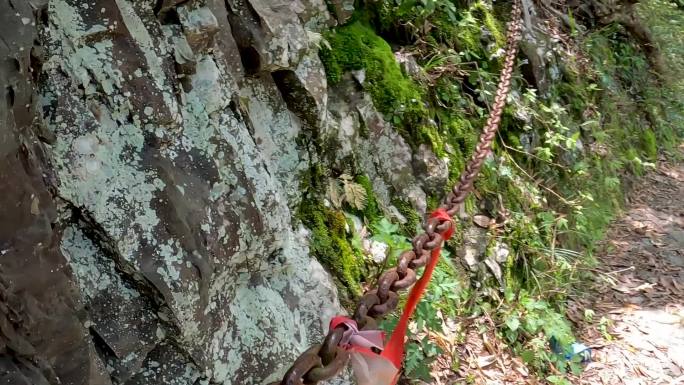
1;0;117;383
223;1;264;75
59;200;179;317
271;69;320;129
53;202;201;383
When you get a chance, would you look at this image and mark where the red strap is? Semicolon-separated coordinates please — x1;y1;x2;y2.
381;209;454;367
330;316;352;331
330;316;386;352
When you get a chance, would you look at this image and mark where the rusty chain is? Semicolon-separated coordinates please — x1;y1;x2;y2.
444;1;523;217
269;2;523;384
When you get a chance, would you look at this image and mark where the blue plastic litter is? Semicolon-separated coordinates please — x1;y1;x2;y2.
549;336;592;363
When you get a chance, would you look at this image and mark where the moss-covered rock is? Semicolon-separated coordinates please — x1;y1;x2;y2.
391;197;423;235
320;22;426;121
297;198;365;301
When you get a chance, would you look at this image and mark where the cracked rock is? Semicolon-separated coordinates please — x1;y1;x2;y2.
413;143;449;195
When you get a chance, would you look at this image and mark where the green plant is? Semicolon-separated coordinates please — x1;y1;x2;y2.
500;290;577;373
327;174;368;210
404;338;442;381
311;0;684;383
371;218;412;262
598;316;613;341
547;375;572;385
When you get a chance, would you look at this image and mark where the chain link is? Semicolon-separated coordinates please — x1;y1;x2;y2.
444;0;523;216
269;1;523;383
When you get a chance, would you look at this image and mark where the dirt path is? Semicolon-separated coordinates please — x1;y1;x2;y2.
568;154;684;385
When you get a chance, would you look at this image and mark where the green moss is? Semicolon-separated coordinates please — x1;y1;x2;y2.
439;114;479;192
416;124;447;156
293;164;393;304
433;2;506;59
471;2;505;48
426;195;441;212
319;6;503;162
297;199;364;301
355;174;383;223
320;22;427;122
296;167;368;303
391;198;422;235
641;129;658;160
371;0;504;56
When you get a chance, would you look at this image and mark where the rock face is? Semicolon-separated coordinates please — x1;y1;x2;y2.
0;1;111;384
0;0;434;384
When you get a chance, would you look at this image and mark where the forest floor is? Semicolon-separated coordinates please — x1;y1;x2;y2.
438;147;684;385
566;147;684;385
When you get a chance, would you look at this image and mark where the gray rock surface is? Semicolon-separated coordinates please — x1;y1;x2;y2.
325;0;355;24
519;0;560;96
413;144;449;196
0;0;427;384
326;79;429;216
1;1;112;385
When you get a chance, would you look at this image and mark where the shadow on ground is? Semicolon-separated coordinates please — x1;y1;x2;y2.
568;150;684;385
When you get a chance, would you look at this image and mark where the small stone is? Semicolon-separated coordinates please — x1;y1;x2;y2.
366;240;389;263
459;227;488;271
30;196;40;215
395;51;428;82
177;6;220;54
352;69;366;85
326;0;355;24
484;258;503;285
171;34;197;75
473;214;492;228
463;248;479;271
670;230;684;247
412;144;448;195
493;242;510;263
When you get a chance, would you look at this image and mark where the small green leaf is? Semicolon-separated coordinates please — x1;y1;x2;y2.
570;360;583;375
520;350;535;363
506;316;520;331
546;375;571;385
504;288;516;302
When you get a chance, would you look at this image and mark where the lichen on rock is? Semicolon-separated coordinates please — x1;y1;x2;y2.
2;0;681;384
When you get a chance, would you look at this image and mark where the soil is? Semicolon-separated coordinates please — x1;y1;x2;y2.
567;153;684;385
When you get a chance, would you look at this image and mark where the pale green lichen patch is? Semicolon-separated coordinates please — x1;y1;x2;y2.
114;0;178;112
238;76;310;204
61;225;140;301
51;107;164;254
43;1;357;383
205;233;343;384
51;2;124;95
